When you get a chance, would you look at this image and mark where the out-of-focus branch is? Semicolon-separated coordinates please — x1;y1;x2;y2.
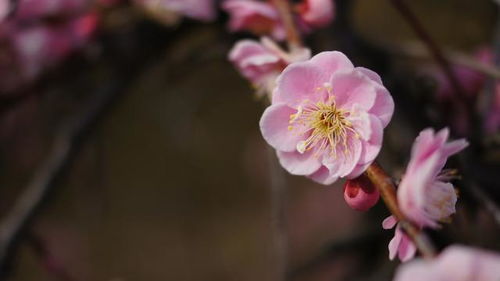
364;163;437;259
384;41;500;80
271;0;302;49
0;75;129;277
389;0;467;101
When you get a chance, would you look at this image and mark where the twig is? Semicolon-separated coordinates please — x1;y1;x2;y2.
271;0;302;49
0;76;128;278
384;41;500;80
364;163;437;259
389;0;467;101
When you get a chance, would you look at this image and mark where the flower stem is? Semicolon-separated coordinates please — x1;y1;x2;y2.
271;0;303;49
364;162;437;259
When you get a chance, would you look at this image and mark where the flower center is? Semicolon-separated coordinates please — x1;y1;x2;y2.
289;98;357;157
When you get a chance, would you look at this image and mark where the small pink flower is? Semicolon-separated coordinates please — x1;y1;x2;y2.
15;0;89;21
260;51;394;185
295;0;334;28
384;128;468;261
394;245;500;281
222;0;285;40
228;37;310;98
343;174;380;211
399;128;467;228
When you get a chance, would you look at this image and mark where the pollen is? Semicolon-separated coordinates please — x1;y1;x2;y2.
289;98;357;157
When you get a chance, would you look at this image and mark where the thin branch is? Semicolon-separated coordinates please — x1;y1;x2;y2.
384;41;500;80
271;0;303;49
364;163;437;259
0;77;128;277
389;0;467;101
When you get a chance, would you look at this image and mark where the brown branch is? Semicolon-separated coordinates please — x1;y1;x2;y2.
364;162;437;259
271;0;302;49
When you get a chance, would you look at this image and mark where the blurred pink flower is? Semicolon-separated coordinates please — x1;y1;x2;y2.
15;0;89;21
228;37;310;98
382;216;416;262
394;245;500;281
222;0;285;40
398;128;467;228
343;174;379;211
260;51;394;185
383;128;467;262
295;0;334;28
0;0;9;22
0;13;98;92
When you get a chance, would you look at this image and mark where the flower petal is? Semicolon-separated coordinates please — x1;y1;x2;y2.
276;149;322;176
330;70;378;111
309;166;338;185
272;62;328;107
260;103;305;152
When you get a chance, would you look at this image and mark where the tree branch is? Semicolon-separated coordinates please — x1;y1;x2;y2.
364;163;437;259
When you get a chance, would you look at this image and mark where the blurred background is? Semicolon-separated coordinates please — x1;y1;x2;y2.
0;0;499;280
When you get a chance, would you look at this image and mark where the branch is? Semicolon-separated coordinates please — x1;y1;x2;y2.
271;0;303;49
364;163;437;259
389;0;467;101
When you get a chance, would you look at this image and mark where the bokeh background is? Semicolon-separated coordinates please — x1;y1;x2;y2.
1;0;499;280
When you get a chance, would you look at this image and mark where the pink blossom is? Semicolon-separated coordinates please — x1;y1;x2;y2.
383;128;468;261
228;37;310;98
136;0;216;22
398;128;467;228
15;0;89;21
222;0;285;40
0;13;98;92
394;245;500;281
295;0;334;28
259;51;394;185
343;174;380;211
0;0;9;22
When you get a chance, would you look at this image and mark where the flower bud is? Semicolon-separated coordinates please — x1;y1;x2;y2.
343;174;379;211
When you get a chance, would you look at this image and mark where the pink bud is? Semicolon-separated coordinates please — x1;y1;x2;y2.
343;175;380;211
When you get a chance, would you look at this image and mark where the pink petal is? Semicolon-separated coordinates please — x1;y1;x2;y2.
357;67;383;85
398;234;417;262
358;115;383;165
382;215;397;229
330;70;378;112
369;83;394;128
276;150;322;176
321;135;362;178
346;162;371;179
260;103;305;152
272;62;328;107
309;166;338;185
308;51;354;75
388;228;403;260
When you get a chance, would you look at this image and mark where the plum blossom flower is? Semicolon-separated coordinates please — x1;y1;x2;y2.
383;128;468;261
394;245;500;281
260;51;394;185
295;0;334;28
228;37;310;98
222;0;285;40
343;174;380;211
